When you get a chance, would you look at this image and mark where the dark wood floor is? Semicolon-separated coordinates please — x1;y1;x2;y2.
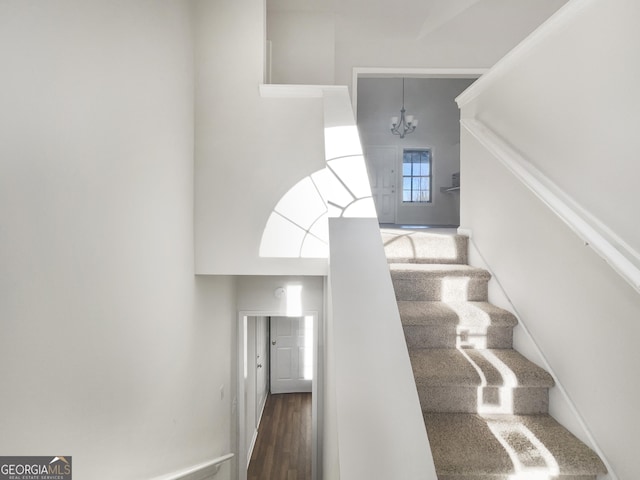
248;393;312;480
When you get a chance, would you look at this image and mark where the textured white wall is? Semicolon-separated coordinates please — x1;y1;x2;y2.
358;77;474;225
459;1;640;478
0;2;236;479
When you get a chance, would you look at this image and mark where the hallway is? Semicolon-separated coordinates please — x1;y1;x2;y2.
248;393;312;480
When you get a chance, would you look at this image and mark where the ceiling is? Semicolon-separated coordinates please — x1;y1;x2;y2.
267;0;485;39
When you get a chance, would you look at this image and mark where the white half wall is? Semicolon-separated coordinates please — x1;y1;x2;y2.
0;2;237;479
327;218;437;480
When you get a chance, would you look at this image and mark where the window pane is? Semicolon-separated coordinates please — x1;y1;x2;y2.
402;149;432;203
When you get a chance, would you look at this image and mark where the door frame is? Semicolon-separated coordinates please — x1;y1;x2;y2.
353;67;487;226
351;67;488;116
237;310;320;480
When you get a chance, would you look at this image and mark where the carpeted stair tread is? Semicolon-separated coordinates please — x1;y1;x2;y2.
424;413;607;478
409;349;554;388
381;229;468;264
398;301;517;327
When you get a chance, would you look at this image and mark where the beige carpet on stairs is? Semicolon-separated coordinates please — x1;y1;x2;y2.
382;227;606;480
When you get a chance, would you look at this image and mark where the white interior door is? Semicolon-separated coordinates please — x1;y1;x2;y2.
365;146;397;223
270;316;312;394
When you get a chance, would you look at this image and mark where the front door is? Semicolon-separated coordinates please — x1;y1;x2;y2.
365;146;397;223
270;316;312;394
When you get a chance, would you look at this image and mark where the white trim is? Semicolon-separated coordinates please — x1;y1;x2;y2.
461;118;640;294
149;454;234;480
259;83;346;98
351;67;488;119
247;428;258;466
456;0;595;108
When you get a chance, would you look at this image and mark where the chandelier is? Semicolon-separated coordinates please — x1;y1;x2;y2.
390;78;418;139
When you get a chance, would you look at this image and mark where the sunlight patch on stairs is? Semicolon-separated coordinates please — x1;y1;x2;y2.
385;227;607;479
447;301;490;349
457;348;517;415
442;276;470;302
489;420;560;479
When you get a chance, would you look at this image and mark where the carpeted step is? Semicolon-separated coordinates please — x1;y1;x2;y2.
410;349;554;414
424;412;607;480
399;301;517;349
390;264;490;302
381;228;468;264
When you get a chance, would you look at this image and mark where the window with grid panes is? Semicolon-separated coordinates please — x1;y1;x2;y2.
402;149;432;203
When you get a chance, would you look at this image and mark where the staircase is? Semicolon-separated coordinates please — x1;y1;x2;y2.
382;227;607;480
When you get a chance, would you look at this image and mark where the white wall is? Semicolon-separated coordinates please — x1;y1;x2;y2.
267;0;568;86
327;218;437;480
194;0;328;275
465;0;640;257
237;276;324;314
267;12;336;85
0;2;237;479
458;1;640;478
358;77;474;225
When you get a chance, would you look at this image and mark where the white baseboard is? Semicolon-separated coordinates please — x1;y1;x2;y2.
247;429;258;466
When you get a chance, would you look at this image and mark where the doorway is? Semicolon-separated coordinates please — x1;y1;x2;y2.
353;68;484;226
238;312;319;480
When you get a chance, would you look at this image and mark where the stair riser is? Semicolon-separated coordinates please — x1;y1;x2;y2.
382;234;469;265
404;325;514;349
392;274;489;301
417;386;550;415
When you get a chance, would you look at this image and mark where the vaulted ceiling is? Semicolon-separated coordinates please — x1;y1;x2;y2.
267;0;568;41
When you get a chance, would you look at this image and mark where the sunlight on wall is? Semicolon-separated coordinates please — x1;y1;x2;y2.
259;125;376;258
260;176;329;258
286;285;303;316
